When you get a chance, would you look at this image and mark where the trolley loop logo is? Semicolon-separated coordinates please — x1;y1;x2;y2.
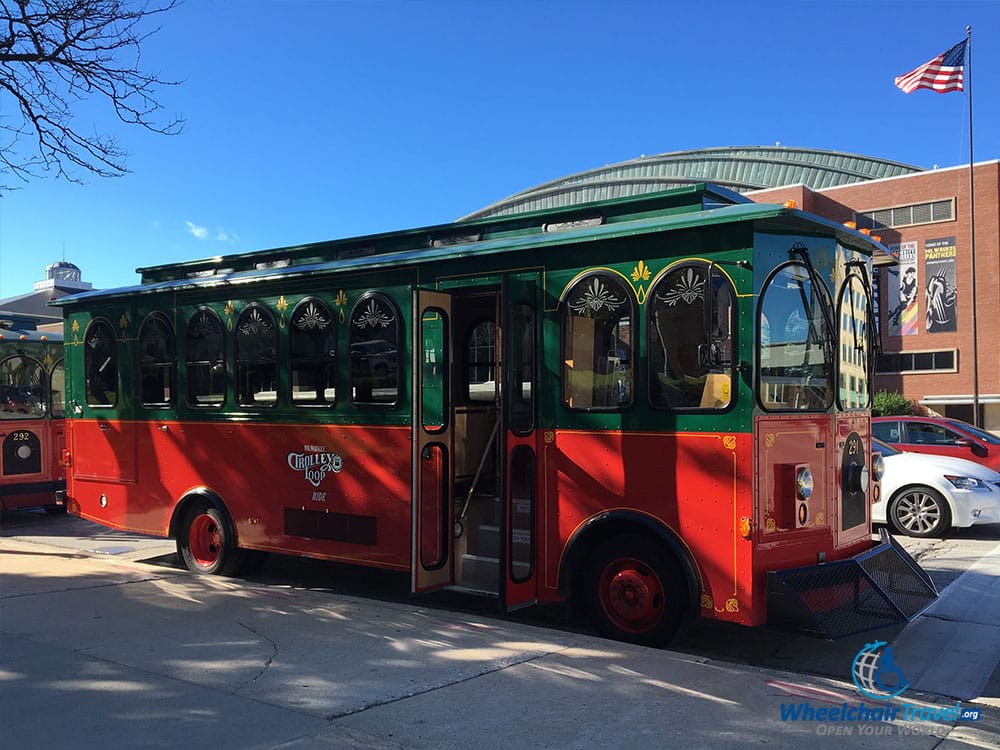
287;446;343;487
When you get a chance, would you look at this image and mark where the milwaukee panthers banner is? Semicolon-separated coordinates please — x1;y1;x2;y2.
887;242;919;336
925;237;957;333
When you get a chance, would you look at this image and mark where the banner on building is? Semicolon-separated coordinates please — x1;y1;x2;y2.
887;241;919;336
925;237;957;332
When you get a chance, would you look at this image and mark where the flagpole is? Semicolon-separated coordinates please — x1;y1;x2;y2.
965;25;980;427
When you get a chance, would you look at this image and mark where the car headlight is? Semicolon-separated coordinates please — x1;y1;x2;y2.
796;466;814;500
872;453;885;482
944;475;990;491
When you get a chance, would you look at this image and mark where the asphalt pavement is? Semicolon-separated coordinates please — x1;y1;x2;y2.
2;514;999;750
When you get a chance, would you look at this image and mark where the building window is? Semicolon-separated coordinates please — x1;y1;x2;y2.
855;199;954;230
877;349;956;374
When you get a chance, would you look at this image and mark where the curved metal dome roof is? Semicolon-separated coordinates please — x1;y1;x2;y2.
461;145;923;220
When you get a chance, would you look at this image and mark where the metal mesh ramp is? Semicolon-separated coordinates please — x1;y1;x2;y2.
767;531;938;639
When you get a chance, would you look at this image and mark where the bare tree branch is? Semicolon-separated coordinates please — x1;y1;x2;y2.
0;0;184;186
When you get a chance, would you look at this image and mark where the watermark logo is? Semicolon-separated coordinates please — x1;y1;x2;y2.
777;640;984;735
852;640;909;701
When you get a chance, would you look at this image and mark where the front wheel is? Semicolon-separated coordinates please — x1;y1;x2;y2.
177;503;245;575
889;487;951;538
584;535;687;647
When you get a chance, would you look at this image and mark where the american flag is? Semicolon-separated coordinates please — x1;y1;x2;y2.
894;40;967;94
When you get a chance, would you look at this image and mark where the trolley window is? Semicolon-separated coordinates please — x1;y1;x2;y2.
466;319;497;403
837;275;871;410
759;263;833;411
138;312;176;408
50;360;66;418
561;272;635;410
350;293;401;406
509;304;535;435
83;318;119;408
0;355;47;419
289;298;337;406
648;262;735;410
186;307;226;407
235;304;278;407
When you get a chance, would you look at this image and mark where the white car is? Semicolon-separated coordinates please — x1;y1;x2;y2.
872;438;1000;537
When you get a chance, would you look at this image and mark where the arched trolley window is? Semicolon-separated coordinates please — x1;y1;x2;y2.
186;307;226;407
837;274;872;411
561;271;635;410
758;263;834;412
83;318;119;408
350;293;402;407
647;261;736;411
235;303;279;408
0;354;49;419
289;298;337;407
138;312;176;408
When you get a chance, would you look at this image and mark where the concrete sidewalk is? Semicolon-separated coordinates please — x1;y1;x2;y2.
1;537;997;749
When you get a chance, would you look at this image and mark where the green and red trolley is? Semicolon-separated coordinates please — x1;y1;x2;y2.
56;184;935;644
0;316;66;512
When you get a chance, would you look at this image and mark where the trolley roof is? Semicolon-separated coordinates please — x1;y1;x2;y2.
0;315;64;343
55;184;887;307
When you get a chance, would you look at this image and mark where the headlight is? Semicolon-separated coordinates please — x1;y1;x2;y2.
796;466;814;500
944;475;990;491
872;453;885;482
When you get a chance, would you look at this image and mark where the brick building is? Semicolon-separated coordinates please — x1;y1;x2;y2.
750;159;999;431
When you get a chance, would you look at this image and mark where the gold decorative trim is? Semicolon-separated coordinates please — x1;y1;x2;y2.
276;295;288;328
630;260;651;303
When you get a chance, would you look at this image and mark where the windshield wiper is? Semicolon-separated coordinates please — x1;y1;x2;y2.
845;259;882;359
788;243;836;364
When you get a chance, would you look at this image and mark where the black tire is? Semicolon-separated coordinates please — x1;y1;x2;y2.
176;502;246;575
584;534;687;647
888;486;951;538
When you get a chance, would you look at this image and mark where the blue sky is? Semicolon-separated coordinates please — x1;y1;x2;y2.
1;0;997;298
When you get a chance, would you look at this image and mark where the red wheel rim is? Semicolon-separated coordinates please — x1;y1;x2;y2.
598;557;665;634
189;513;222;567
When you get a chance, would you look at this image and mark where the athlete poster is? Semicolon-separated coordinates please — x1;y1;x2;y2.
887;241;918;336
925;237;957;333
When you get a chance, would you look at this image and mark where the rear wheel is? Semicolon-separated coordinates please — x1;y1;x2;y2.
889;487;951;538
585;535;687;647
177;503;245;575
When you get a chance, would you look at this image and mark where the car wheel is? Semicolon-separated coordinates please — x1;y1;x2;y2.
888;486;951;538
584;534;687;647
177;502;246;575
